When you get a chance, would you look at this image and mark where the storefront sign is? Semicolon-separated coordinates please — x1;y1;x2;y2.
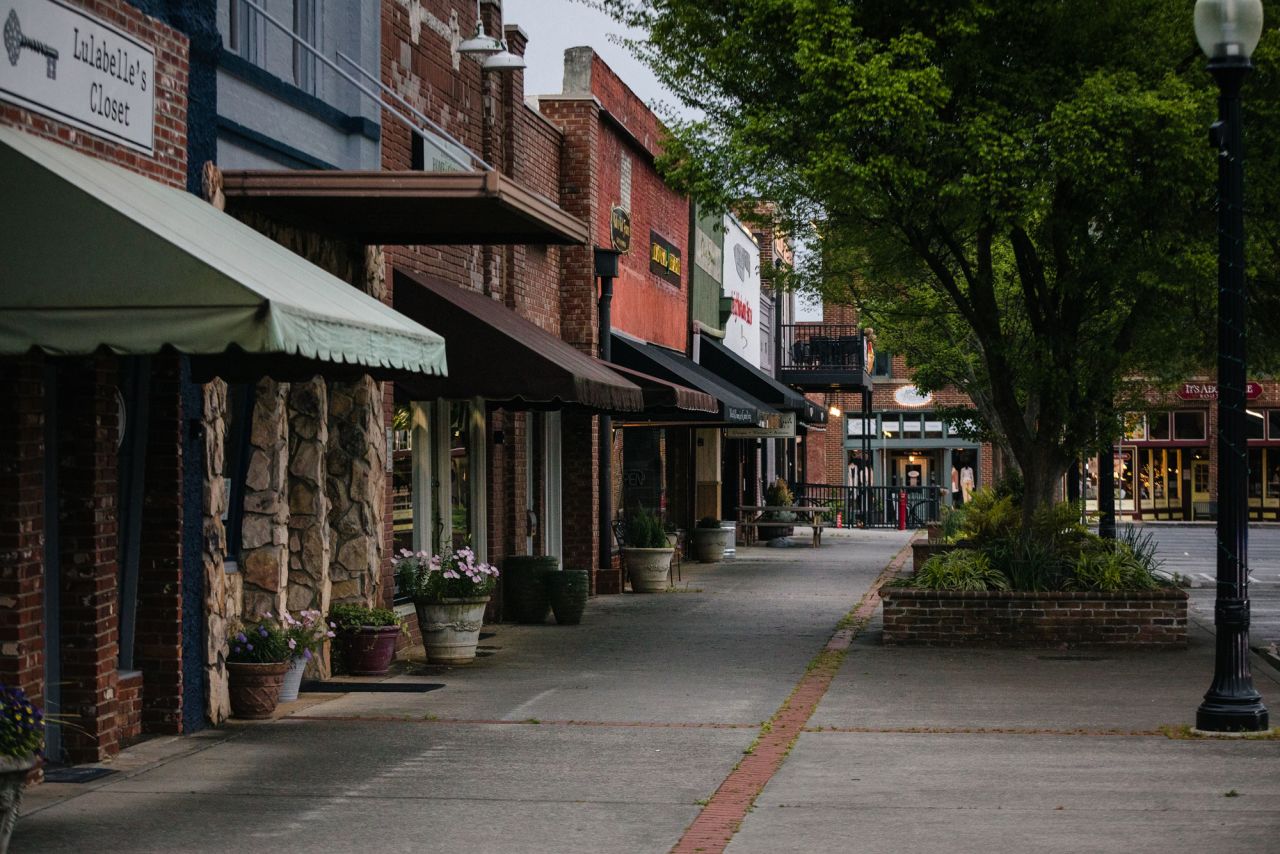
610;206;631;253
893;386;933;407
721;213;762;367
724;404;756;424
0;0;155;154
725;411;795;439
649;231;682;286
694;221;722;281
1176;381;1262;401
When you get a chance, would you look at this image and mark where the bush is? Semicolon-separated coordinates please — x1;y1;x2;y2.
626;509;670;548
910;548;1010;591
228;617;293;664
958;488;1019;543
1068;542;1162;592
327;603;403;631
937;503;967;543
987;536;1072;592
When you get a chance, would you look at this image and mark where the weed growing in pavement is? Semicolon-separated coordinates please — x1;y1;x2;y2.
524;718;540;725
1160;723;1280;740
1225;789;1240;797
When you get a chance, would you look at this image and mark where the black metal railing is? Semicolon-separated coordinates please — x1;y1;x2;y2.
778;324;867;388
795;483;944;529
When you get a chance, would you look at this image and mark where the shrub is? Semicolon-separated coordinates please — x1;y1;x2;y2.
1068;542;1162;592
937;503;967;543
697;516;722;529
626;509;670;548
0;684;43;759
988;536;1072;592
395;547;500;603
228;616;293;664
327;603;403;631
910;548;1010;591
958;488;1019;543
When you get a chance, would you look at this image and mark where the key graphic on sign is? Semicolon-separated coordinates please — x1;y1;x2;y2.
5;10;58;79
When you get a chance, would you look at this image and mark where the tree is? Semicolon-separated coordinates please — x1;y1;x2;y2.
605;0;1280;526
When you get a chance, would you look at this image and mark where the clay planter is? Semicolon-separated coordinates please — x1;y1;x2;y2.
546;570;590;624
503;555;558;623
416;597;489;664
625;547;673;593
227;660;291;719
341;625;401;676
690;527;730;563
0;753;37;854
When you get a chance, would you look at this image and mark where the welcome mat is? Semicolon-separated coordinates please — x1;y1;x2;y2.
43;766;117;784
300;681;445;694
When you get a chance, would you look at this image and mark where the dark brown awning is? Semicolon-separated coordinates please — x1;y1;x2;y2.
610;365;718;414
221;169;588;246
393;268;643;411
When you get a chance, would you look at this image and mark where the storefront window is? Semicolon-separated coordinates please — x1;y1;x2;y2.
1173;411;1206;441
900;415;922;436
391;403;414;555
1246;409;1266;441
450;403;472;550
1124;414;1146;441
1249;448;1264;499
1147;412;1171;441
923;419;943;439
1271;410;1280;440
1269;451;1280;500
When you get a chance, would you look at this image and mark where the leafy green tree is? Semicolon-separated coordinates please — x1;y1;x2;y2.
605;0;1279;524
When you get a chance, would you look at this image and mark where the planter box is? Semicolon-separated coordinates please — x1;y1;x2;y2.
911;541;974;573
881;588;1188;648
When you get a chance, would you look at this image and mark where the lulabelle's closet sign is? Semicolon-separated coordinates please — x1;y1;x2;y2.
0;0;155;153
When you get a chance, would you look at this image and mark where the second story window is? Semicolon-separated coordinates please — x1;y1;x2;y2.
872;349;892;378
293;0;318;94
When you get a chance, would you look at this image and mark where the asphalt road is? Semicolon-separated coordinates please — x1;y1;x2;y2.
1140;524;1280;651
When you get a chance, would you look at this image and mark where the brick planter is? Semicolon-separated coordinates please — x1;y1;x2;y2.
881;588;1188;648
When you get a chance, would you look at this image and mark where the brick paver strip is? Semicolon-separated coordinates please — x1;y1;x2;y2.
670;538;915;854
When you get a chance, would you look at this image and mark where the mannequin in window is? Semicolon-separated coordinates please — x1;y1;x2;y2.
959;465;974;503
951;465;961;505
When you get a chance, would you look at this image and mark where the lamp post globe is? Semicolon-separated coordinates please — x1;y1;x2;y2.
1193;0;1270;734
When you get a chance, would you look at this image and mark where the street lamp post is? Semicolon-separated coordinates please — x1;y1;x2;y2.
1193;0;1269;733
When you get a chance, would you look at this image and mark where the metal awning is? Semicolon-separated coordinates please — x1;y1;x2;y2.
393;269;644;411
698;333;827;424
609;365;719;414
610;332;775;426
0;126;447;380
221;169;589;245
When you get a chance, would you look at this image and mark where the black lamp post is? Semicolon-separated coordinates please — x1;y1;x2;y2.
1193;0;1269;733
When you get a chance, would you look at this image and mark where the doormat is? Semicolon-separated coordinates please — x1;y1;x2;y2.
300;681;445;694
43;766;117;784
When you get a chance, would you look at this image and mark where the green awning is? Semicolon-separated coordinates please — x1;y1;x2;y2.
0;126;447;378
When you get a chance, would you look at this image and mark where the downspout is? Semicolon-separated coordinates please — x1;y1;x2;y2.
595;249;620;577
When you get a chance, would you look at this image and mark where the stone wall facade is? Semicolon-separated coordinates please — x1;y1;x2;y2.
881;588;1188;648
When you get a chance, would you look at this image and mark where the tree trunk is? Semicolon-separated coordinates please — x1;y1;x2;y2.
1016;445;1066;534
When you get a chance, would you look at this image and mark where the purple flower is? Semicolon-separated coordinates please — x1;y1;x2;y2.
258;627;268;638
246;643;254;651
236;632;247;643
303;648;313;660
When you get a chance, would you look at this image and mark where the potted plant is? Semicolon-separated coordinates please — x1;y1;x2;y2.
278;609;334;703
762;478;797;538
0;683;42;852
502;554;559;624
328;603;404;677
689;516;730;563
227;615;293;719
546;568;590;625
623;509;674;593
395;547;499;664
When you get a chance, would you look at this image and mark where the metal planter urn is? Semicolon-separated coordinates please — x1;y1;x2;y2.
625;548;673;592
690;527;730;563
546;569;590;624
416;597;490;664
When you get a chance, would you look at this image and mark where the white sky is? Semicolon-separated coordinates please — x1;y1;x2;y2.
505;0;677;111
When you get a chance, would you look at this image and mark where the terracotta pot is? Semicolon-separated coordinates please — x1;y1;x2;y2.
341;625;401;676
416;597;489;664
0;754;37;854
227;661;291;719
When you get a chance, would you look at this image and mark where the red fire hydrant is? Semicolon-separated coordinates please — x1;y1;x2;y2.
897;490;908;530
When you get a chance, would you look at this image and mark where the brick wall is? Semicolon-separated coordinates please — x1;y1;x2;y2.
881;588;1188;648
0;356;46;703
0;0;189;186
116;670;143;746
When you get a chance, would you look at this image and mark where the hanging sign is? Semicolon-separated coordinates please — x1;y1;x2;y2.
1176;381;1262;401
649;231;681;285
0;0;156;154
610;206;631;253
725;411;795;439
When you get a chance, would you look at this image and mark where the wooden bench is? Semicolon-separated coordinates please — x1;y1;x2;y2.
736;505;830;548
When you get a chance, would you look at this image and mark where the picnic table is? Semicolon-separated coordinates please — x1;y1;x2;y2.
736;505;831;548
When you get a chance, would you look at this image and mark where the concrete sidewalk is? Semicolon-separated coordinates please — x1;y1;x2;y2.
16;529;1280;853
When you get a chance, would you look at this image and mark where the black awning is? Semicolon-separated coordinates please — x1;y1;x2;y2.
698;333;828;425
393;269;643;411
610;333;776;426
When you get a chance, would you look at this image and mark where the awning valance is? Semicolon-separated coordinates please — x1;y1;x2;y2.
610;332;775;426
609;365;719;414
0;127;447;380
393;269;644;412
698;333;827;424
222;169;589;246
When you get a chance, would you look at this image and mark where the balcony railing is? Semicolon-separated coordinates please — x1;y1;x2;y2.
778;324;869;389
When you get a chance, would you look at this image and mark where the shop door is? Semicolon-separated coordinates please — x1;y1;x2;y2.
1192;460;1211;519
1117;446;1137;515
896;455;930;489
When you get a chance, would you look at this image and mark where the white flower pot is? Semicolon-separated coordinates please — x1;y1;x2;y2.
625;547;674;592
416;597;489;664
0;754;36;854
278;657;308;703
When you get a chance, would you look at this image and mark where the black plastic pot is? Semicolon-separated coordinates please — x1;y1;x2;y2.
503;555;559;623
547;569;589;625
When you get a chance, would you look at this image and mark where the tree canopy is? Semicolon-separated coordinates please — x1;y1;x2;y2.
605;0;1280;515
